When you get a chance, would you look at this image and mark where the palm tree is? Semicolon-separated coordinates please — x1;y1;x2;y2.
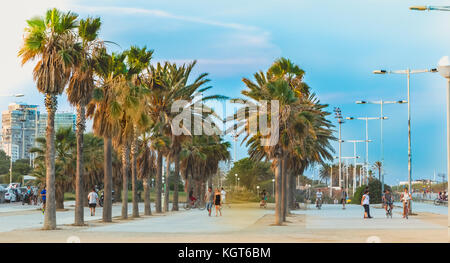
237;58;334;224
137;134;157;215
67;17;103;226
373;161;382;182
86;50;125;222
146;61;221;212
19;8;79;230
30;127;76;210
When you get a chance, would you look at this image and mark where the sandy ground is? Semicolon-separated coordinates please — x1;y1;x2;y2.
0;202;447;243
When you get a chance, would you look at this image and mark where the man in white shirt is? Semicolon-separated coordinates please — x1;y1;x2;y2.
88;188;99;216
315;189;323;208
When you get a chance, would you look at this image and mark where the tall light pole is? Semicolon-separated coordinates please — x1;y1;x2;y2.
437;56;450;239
346;116;388;185
334;156;359;195
334;107;344;188
235;173;238;191
272;178;275;197
356;100;406;192
373;68;437;208
341;139;371;193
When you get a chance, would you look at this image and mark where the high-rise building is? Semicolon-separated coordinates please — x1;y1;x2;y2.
1;103;76;162
37;112;76;138
1;103;39;162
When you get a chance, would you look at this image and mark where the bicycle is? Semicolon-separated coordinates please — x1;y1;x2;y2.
434;198;447;206
403;201;409;219
316;198;322;209
385;203;393;218
183;199;206;210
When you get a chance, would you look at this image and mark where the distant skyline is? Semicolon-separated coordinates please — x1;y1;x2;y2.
2;0;450;184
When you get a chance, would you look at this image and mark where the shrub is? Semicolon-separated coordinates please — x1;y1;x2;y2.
351;177;391;204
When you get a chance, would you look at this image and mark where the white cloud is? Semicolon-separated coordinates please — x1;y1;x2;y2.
70;5;261;32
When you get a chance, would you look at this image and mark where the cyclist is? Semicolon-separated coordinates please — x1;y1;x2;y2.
188;188;197;206
315;189;323;208
382;189;394;216
400;187;411;218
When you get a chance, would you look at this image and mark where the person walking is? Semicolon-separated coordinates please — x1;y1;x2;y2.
361;189;372;218
88;188;99;216
204;187;214;216
40;186;46;214
214;188;222;216
340;187;347;209
220;187;229;208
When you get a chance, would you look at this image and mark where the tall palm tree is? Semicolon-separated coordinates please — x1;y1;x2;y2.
19;8;79;230
137;134;157;215
146;61;221;212
67;17;103;226
237;58;334;225
87;50;125;222
123;46;152;218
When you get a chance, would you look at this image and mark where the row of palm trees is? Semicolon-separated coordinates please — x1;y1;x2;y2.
19;8;229;229
19;8;335;229
234;58;335;225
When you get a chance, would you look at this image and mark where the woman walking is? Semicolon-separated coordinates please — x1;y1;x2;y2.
214;188;222;216
361;189;372;219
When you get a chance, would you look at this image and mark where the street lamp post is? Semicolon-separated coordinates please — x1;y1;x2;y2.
334;108;344;188
334;156;360;195
346;116;388;186
356;100;406;192
272;178;275;197
374;68;437;212
341;139;371;193
437;56;450;238
235;173;238;191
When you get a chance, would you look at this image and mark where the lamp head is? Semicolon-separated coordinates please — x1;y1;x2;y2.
346;117;354;120
356;100;367;104
409;6;428;11
438;56;450;78
373;70;387;74
398;100;407;104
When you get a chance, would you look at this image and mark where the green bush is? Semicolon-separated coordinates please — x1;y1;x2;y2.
351;177;391;204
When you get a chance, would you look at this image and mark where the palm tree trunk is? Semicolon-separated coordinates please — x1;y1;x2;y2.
55;184;65;209
281;157;287;222
103;136;113;222
286;171;291;215
274;157;282;225
121;143;130;219
131;133;139;218
143;176;151;215
289;173;296;209
163;155;170;212
155;151;162;213
172;152;180;211
43;94;57;230
74;104;85;226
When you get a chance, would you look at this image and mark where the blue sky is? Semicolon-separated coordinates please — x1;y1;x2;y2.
2;0;450;185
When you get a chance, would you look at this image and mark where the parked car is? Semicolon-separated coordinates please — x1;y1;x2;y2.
0;186;5;203
4;189;17;202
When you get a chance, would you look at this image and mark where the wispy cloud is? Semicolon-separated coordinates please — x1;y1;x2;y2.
71;5;261;32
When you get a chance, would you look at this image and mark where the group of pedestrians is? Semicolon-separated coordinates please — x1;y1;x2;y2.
204;187;225;217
